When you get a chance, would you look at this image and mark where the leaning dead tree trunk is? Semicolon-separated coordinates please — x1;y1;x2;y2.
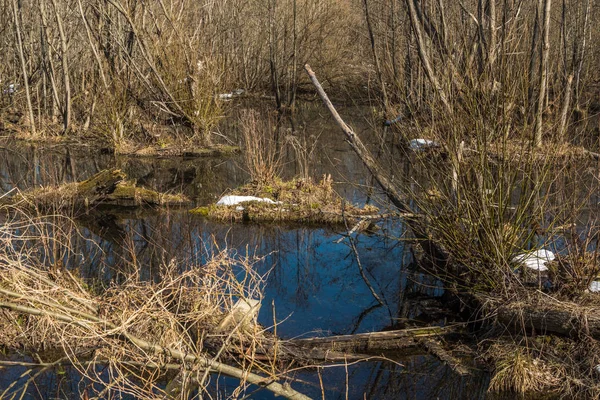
305;64;448;267
306;64;600;344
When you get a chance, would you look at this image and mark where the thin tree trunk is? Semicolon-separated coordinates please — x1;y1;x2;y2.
558;74;573;142
573;0;590;109
437;0;448;52
534;0;552;147
363;0;389;109
50;0;71;133
78;0;108;89
288;0;298;111
477;0;487;73
487;0;496;68
11;0;36;135
405;0;452;114
528;0;542;118
39;0;62;123
268;0;282;111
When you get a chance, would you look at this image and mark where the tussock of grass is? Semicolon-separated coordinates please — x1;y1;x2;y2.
191;175;379;225
487;343;561;394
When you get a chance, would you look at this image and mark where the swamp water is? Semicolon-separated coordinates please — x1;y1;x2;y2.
0;108;491;399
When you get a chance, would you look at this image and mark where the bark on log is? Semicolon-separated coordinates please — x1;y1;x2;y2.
285;326;470;375
7;169;189;209
288;326;458;353
496;302;600;339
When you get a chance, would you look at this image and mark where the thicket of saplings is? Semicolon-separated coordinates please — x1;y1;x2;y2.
2;0;600;397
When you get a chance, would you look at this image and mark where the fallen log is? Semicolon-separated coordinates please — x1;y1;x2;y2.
6;168;189;210
288;326;455;353
495;299;600;340
304;64;449;267
284;325;470;375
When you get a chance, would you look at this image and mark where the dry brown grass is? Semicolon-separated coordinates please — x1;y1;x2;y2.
486;342;562;395
240;109;283;184
192;175;380;225
0;212;312;399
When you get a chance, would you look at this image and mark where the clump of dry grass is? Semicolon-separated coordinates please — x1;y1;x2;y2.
486;342;562;394
192;175;380;225
240;109;283;184
0;214;310;399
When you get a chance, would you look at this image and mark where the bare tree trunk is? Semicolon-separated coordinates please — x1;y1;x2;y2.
534;0;552;147
78;0;108;89
528;0;542;118
363;0;389;109
477;0;487;73
11;0;36;135
405;0;452;114
558;74;573;141
268;0;282;111
50;0;71;133
437;0;448;52
391;0;399;85
39;0;61;124
288;0;298;111
487;0;496;68
573;0;590;109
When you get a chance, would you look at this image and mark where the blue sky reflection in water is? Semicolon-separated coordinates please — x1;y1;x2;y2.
0;129;489;398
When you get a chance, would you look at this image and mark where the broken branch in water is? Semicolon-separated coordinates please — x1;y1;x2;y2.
304;64;449;267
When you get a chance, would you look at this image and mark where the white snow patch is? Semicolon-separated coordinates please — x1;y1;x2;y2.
589;281;600;293
217;195;279;206
409;138;437;151
217;89;244;101
512;249;555;272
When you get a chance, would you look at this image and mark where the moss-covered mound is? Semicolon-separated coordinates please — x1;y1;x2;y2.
191;175;379;225
9;168;189;210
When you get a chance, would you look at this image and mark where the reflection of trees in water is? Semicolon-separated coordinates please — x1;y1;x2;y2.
0;146;244;206
304;356;487;400
64;212;410;336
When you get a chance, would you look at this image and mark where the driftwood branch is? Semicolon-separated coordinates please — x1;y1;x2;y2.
304;64;449;267
288;325;470;375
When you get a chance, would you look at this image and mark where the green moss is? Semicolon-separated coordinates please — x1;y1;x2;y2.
190;206;210;216
8;169;188;210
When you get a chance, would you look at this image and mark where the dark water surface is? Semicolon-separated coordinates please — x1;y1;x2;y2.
0;105;490;399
